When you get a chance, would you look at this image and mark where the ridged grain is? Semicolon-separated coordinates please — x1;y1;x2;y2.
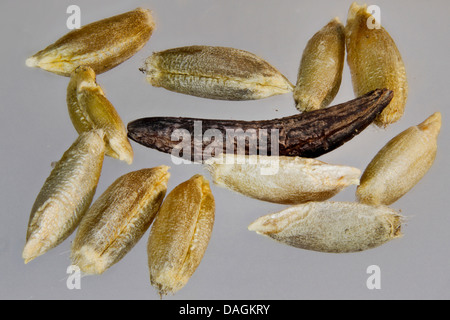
147;175;215;296
23;130;105;263
141;45;294;100
205;154;360;204
26;8;155;76
67;66;133;164
71;166;170;275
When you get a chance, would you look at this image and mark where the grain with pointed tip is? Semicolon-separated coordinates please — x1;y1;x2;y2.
345;2;408;127
205;154;360;204
142;45;294;100
248;201;402;253
127;89;393;162
294;17;345;112
22;130;105;264
147;175;215;296
67;66;133;164
70;166;170;275
356;112;441;206
26;8;155;76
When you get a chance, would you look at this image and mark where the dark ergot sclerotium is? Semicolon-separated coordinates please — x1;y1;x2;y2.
127;89;393;163
140;45;294;101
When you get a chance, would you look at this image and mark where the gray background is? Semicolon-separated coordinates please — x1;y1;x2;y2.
1;0;449;300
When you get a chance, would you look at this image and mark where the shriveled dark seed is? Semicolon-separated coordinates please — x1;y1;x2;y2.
127;89;393;163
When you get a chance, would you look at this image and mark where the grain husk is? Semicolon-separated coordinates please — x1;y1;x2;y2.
147;174;215;296
71;166;170;275
67;66;133;164
294;17;345;112
23;130;105;263
141;45;294;100
205;154;360;204
248;201;402;253
26;8;155;76
356;112;441;205
345;2;408;126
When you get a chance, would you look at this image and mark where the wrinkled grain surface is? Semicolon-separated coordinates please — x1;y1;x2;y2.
345;2;408;126
67;66;133;164
205;154;360;204
71;166;170;275
248;201;402;253
147;175;215;296
357;112;441;205
23;130;105;263
26;8;155;76
142;45;294;100
294;17;345;112
128;89;393;162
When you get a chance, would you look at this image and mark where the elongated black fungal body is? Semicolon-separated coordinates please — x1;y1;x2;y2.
127;89;393;162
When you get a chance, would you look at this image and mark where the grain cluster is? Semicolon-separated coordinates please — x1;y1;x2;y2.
22;2;441;298
24;8;155;268
67;66;133;164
